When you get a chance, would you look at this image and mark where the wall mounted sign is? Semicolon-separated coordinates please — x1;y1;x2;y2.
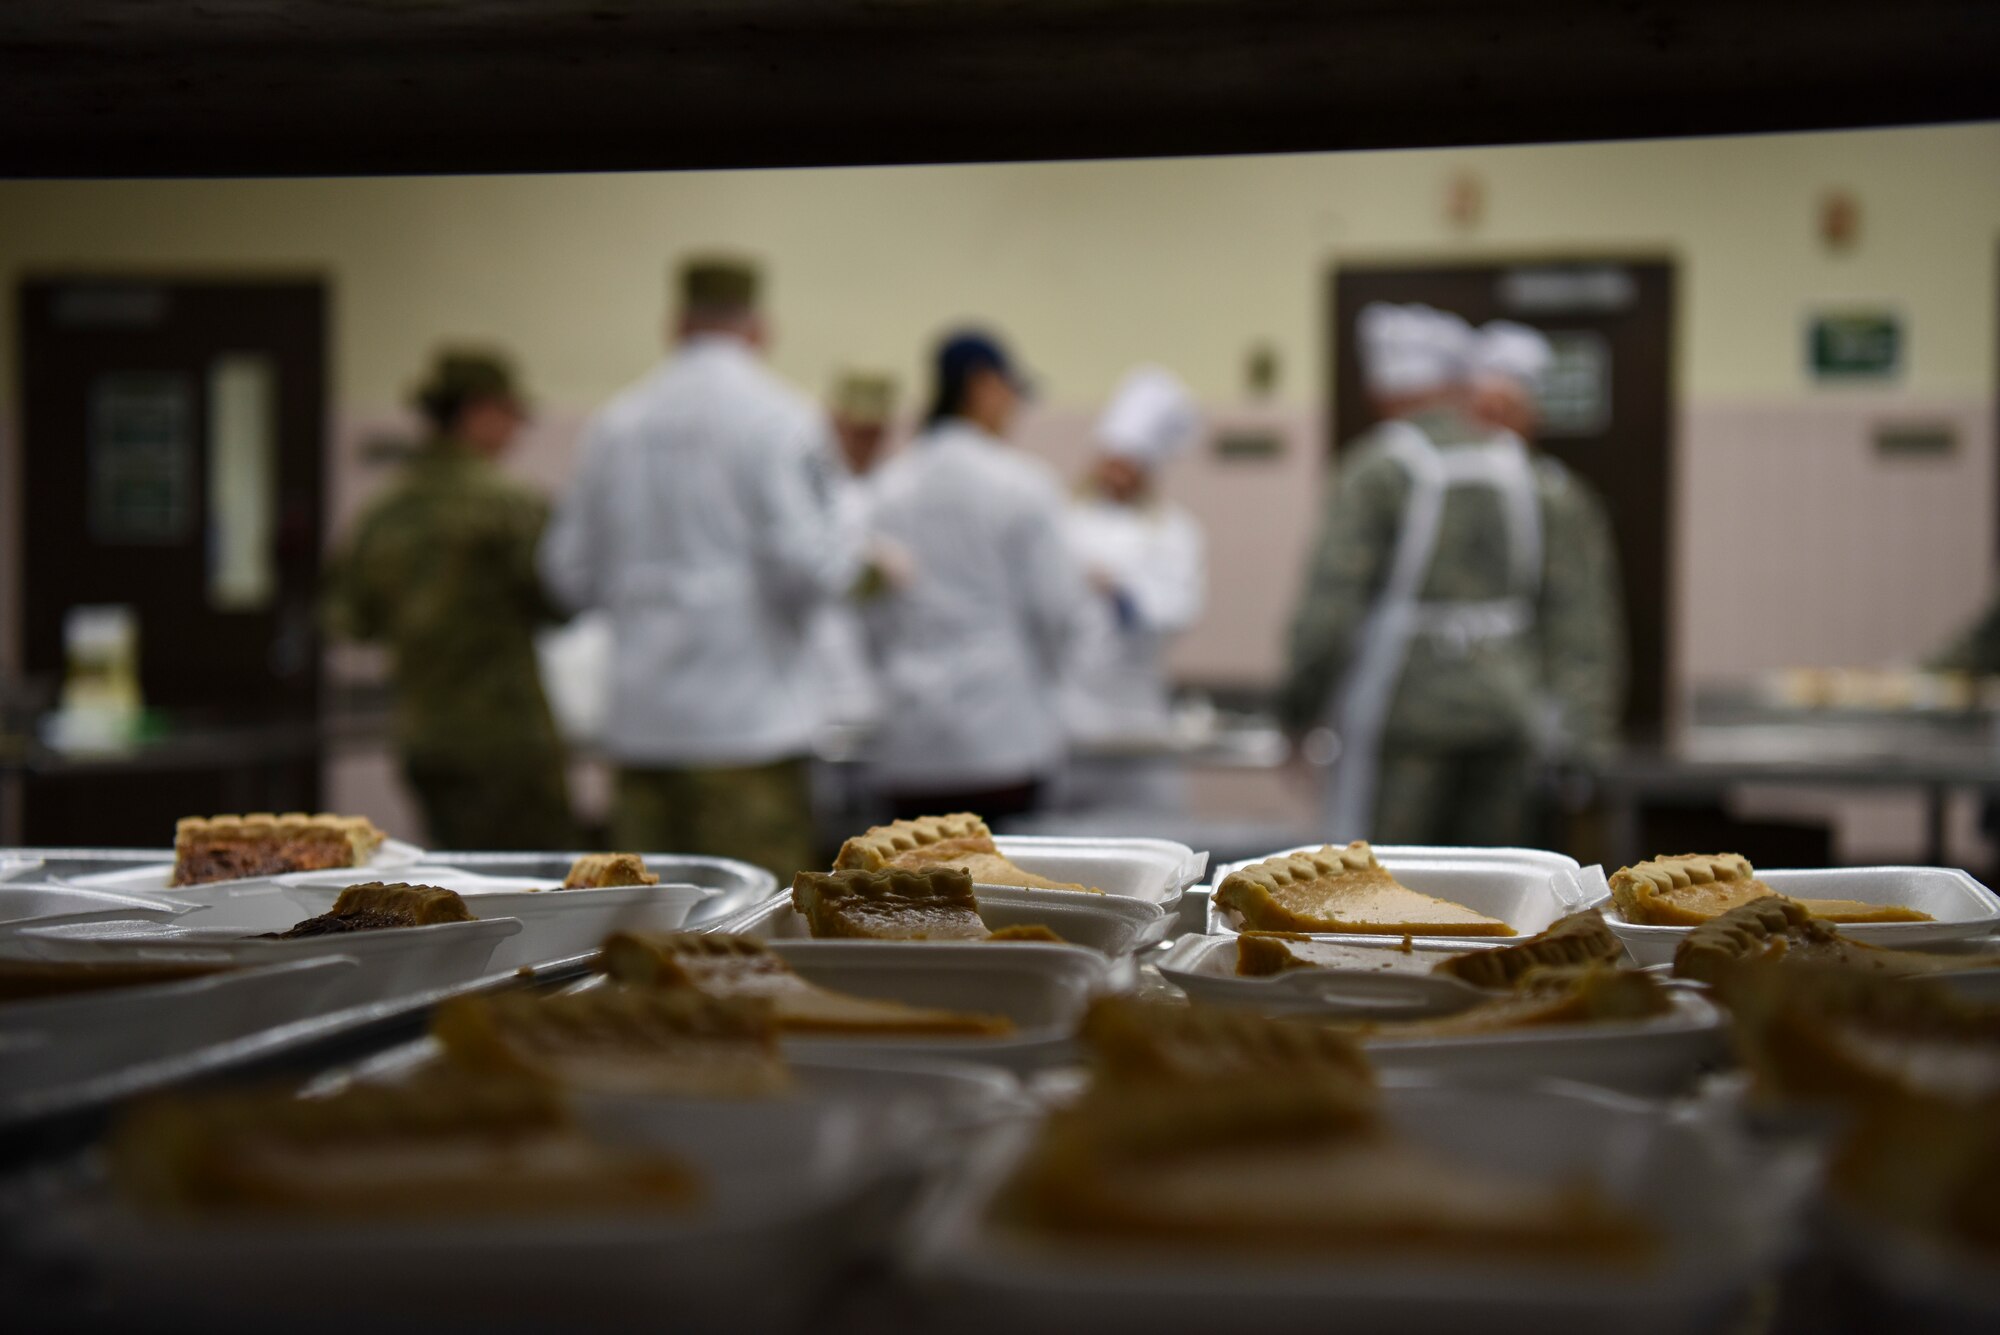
1872;421;1956;459
1213;428;1285;461
1809;311;1900;380
1498;265;1635;314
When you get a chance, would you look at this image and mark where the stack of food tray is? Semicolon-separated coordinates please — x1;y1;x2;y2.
2;811;1996;1331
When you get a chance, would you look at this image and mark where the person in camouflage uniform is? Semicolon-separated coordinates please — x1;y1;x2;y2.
324;349;577;851
1278;310;1624;847
1932;600;2000;674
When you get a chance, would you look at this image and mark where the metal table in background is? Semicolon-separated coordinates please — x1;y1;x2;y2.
1588;695;2000;868
0;705;393;847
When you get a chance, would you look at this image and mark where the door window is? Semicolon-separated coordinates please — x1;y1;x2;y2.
87;372;193;543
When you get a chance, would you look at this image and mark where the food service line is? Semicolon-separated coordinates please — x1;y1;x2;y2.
3;813;1999;1330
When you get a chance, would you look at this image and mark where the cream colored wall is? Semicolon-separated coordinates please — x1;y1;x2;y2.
3;121;1998;697
5;124;1997;403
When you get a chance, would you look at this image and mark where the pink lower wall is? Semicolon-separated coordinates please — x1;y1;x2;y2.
1677;395;1994;683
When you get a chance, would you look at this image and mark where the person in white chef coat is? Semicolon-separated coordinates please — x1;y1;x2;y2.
538;256;863;877
1058;365;1207;811
806;370;900;733
861;329;1089;822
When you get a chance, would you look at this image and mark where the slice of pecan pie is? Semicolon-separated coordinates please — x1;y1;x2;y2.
561;853;660;890
261;882;473;939
790;867;989;940
172;812;386;887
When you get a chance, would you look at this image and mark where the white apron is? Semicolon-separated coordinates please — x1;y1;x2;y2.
1322;421;1542;840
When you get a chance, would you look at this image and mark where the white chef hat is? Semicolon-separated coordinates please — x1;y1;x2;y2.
1096;365;1201;467
1358;302;1472;398
1471;320;1553;395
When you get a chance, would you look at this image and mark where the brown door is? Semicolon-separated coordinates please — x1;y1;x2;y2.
1328;259;1675;734
17;278;328;843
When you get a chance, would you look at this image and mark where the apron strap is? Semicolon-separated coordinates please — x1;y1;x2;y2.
1324;422;1446;841
1322;423;1543;841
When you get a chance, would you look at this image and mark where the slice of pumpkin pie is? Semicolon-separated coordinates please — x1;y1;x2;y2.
1214;842;1513;937
1609;853;1931;926
432;985;790;1098
1674;896;1997;986
598;932;1013;1037
834;812;1099;893
110;1071;699;1218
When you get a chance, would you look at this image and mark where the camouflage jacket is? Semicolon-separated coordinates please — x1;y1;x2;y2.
1279;411;1627;756
324;438;566;763
1930;592;2000;674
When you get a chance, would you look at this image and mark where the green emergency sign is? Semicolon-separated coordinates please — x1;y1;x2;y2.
1809;312;1901;380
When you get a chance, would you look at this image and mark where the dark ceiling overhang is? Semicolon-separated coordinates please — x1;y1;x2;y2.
3;1;1997;178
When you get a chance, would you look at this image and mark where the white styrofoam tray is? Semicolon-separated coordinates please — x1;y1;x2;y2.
1205;845;1591;946
714;885;1172;958
905;1080;1793;1335
58;836;427;895
1361;989;1729;1098
0;882;197;930
0;956;362;1113
324;1035;1038;1139
4;914;521;1003
28;1095;915;1331
1602;865;2000;965
1155;932;1496;1017
987;835;1206;911
280;875;712;973
588;939;1118;1073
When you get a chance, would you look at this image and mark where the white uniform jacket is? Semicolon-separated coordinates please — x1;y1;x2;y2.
1060;496;1205;740
861;419;1088;791
804;451;882;730
538;337;862;765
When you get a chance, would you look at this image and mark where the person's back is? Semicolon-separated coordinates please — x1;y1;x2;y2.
804;371;900;732
567;339;834;759
868;422;1076;787
1370;408;1545;753
337;447;560;752
1528;452;1625;759
862;331;1085;817
326;349;572;850
538;256;859;876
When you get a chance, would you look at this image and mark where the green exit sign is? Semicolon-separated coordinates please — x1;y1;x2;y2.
1809;311;1901;380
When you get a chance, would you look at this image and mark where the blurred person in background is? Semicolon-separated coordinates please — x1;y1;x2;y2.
1467;321;1626;768
1058;365;1207;812
807;371;901;733
1281;304;1622;847
539;257;862;877
325;348;576;850
1930;593;2000;677
862;329;1088;821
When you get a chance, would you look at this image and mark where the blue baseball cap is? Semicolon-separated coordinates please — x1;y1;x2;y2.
935;328;1034;398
